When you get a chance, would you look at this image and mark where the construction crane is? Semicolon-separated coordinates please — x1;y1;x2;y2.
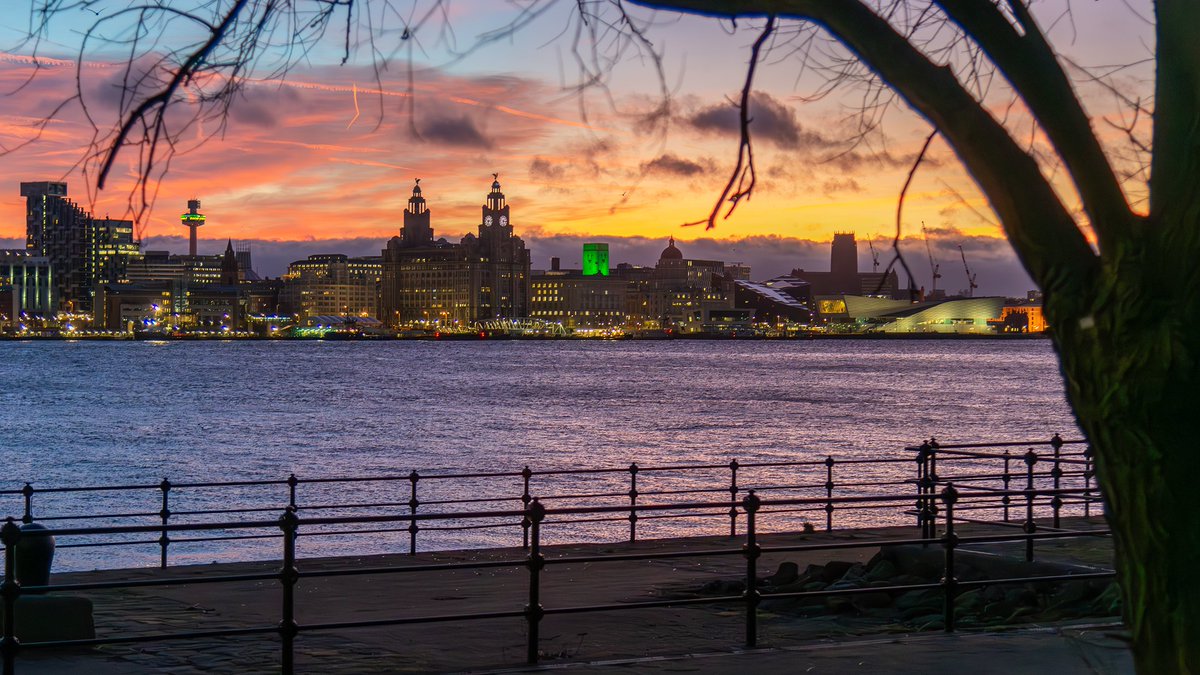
958;245;979;298
867;237;880;272
922;223;942;298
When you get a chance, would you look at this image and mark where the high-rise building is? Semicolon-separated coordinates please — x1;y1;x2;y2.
20;181;141;312
790;232;901;298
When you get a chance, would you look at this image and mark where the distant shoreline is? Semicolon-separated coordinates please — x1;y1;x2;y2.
0;332;1051;342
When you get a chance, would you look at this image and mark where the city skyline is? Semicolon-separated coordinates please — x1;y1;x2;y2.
0;3;1153;298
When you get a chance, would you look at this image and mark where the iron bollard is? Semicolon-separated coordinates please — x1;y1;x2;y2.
941;484;959;632
742;490;761;648
14;524;54;590
278;508;299;675
525;499;546;665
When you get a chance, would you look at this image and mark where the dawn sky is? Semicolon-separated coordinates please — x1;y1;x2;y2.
0;1;1154;294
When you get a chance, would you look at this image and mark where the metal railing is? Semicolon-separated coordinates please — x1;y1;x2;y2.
0;436;1094;570
0;483;1112;674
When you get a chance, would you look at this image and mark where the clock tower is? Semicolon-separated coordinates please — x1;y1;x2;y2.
399;179;434;247
480;173;511;236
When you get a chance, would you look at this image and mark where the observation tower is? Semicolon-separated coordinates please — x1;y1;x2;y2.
181;199;205;256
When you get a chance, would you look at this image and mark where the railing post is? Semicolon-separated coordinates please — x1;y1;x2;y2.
941;485;959;633
1;519;21;675
1023;449;1038;562
19;485;32;526
927;439;941;536
525;499;546;665
520;466;533;550
287;474;298;511
824;455;835;532
1083;445;1094;518
1001;449;1012;522
158;479;171;569
728;460;739;537
915;443;929;535
408;471;420;556
627;463;639;543
1050;434;1063;529
278;508;299;675
742;490;761;648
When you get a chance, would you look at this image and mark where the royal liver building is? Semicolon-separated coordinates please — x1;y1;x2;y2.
381;177;531;328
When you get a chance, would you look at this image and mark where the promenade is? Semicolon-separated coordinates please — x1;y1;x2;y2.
10;522;1131;674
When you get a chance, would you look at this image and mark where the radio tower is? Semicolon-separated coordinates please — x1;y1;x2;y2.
181;199;205;256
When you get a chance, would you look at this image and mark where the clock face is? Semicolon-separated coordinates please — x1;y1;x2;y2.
485;215;493;226
499;215;508;227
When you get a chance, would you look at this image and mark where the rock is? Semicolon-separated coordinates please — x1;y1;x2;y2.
801;581;827;592
762;562;799;587
820;561;856;583
838;563;868;583
827;579;866;591
864;559;898;582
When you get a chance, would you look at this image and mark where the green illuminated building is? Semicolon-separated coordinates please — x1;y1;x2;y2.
582;243;609;276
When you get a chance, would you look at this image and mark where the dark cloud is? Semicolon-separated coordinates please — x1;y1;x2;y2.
641;153;707;177
687;92;833;150
418;115;490;148
528;157;566;181
821;177;863;195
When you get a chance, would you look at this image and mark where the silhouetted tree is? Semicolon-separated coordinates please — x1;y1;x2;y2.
18;1;1195;671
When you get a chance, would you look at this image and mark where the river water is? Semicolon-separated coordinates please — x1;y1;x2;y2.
0;338;1081;569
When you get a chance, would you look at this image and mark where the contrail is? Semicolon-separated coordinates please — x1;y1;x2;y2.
347;82;361;130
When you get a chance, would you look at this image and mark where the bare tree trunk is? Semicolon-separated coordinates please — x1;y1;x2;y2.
1049;235;1200;674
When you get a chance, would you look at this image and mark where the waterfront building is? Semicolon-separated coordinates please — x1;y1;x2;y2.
582;243;610;276
999;301;1047;333
381;178;531;327
734;277;813;325
622;238;736;332
823;295;1004;333
0;250;55;325
280;254;383;320
20;181;141;312
790;232;902;298
100;242;279;332
530;254;627;329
